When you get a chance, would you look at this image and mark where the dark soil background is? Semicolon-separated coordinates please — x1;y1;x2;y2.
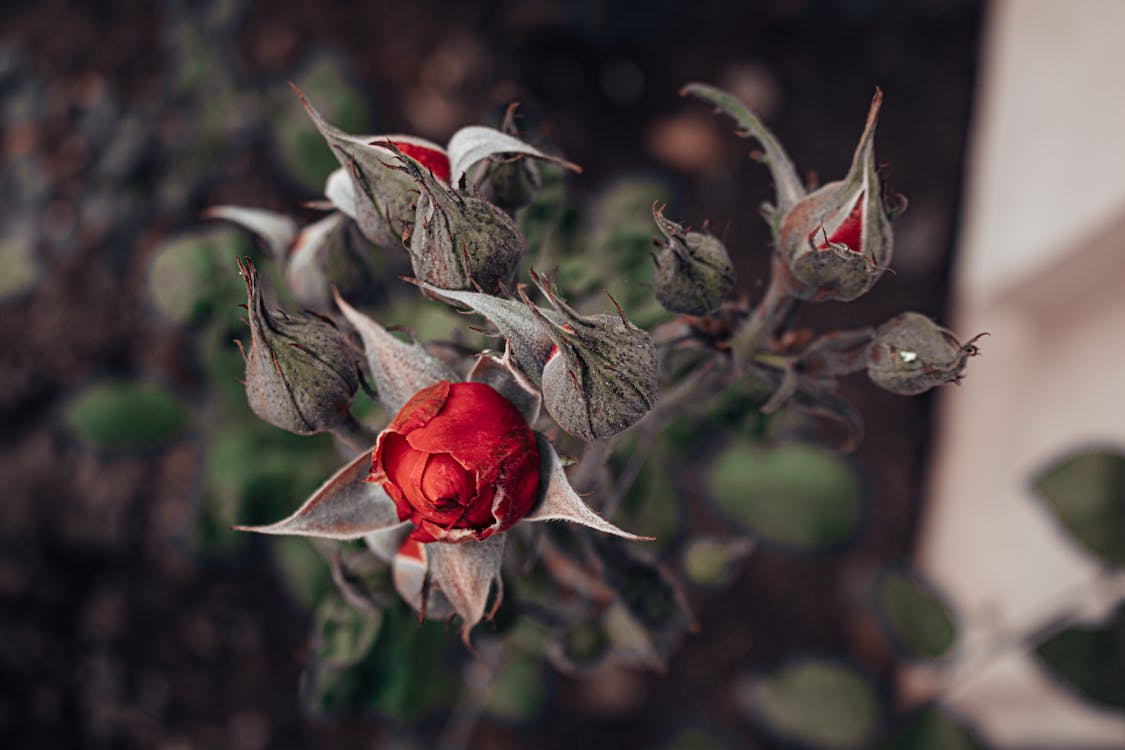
1;0;983;747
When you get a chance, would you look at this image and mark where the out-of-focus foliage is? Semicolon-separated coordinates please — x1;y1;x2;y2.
874;568;957;660
1034;448;1125;566
1035;602;1125;710
65;380;190;450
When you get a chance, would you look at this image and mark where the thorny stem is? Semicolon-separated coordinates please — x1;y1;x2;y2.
730;255;800;365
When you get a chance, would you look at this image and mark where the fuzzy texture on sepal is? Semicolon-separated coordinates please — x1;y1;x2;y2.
238;258;359;435
525;273;657;440
386;142;525;294
866;312;982;396
651;204;735;315
777;90;894;302
203;205;298;261
287;213;383;310
333;290;457;413
294;86;448;247
234;451;399;539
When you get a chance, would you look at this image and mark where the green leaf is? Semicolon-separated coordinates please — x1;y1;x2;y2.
1035;602;1125;710
147;228;250;326
1033;449;1125;566
881;708;981;750
312;591;382;669
875;569;957;660
737;658;881;750
0;231;40;301
271;536;333;610
485;653;546;723
657;725;739;750
682;536;753;589
707;440;862;550
65;380;190;449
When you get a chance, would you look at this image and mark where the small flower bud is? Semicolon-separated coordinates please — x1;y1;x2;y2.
524;272;657;440
651;204;735;315
238;258;360;434
286;213;385;310
866;312;983;396
468;105;543;213
778;90;894;302
389;143;526;294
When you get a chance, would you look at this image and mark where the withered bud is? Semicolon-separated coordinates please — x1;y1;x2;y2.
286;213;384;310
778;90;895;302
523;272;657;440
866;312;983;396
238;258;359;434
651;204;735;315
388;142;525;294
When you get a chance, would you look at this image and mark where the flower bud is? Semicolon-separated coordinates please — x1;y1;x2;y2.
866;312;982;396
286;213;385;310
525;273;657;440
390;143;526;294
468;105;543;213
778;90;894;302
238;258;359;434
651;204;735;315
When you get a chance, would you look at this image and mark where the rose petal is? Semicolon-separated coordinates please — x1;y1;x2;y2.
525;434;653;541
427;533;506;644
466;345;542;425
334;291;458;413
233;451;399;539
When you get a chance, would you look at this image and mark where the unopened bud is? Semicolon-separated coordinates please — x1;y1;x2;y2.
238;258;359;434
286;213;384;310
390;143;525;294
651;204;735;315
469;105;543;213
524;273;657;440
866;312;982;396
778;90;894;302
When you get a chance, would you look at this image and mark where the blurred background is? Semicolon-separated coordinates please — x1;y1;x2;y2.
2;0;1123;748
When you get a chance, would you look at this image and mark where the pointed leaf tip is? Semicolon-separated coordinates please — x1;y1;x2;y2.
526;435;654;541
428;534;506;641
234;452;400;540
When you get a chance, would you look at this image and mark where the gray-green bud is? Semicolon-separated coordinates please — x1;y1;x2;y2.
651;204;735;315
525;273;657;440
388;142;525;294
473;155;542;214
238;258;360;434
866;312;983;396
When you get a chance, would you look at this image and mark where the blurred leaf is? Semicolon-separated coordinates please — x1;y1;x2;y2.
617;441;682;551
1033;449;1125;566
707;440;862;550
881;708;982;750
657;725;739;750
65;380;190;450
485;652;546;723
875;568;957;660
682;536;753;589
737;658;881;750
148;228;249;326
0;231;39;301
273;56;368;192
312;590;382;669
271;536;333;610
1035;602;1125;710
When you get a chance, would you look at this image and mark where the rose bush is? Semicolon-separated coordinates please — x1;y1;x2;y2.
371;380;540;543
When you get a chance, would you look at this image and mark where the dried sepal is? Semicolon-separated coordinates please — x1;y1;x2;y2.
234;451;399;539
204;205;298;260
333;289;458;413
447;123;580;189
525;434;652;541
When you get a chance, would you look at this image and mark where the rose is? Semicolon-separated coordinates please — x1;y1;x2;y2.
369;380;540;543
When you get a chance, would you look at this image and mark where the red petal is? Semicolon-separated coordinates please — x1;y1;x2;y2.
819;193;864;253
390;140;451;185
421;452;474;507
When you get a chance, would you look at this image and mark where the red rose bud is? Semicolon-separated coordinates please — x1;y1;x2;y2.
370;380;540;543
866;312;983;396
651;204;735;315
295;86;449;247
777;89;894;302
286;213;384;311
388;143;526;294
238;258;360;435
526;273;657;440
